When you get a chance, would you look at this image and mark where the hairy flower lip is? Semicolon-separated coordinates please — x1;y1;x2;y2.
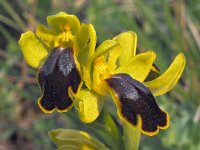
37;47;82;113
105;73;169;136
18;12;96;115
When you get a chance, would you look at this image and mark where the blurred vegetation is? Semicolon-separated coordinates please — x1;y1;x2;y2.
0;0;200;149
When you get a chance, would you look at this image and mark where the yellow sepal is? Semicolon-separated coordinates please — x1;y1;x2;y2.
115;51;156;82
76;23;96;66
36;24;56;48
18;31;49;68
47;12;80;34
114;31;137;65
145;53;186;96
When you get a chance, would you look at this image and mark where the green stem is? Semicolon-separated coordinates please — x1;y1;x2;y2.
123;122;141;150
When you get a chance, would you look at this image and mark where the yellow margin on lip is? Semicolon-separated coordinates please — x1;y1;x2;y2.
38;97;74;113
108;87;170;136
36;46;83;113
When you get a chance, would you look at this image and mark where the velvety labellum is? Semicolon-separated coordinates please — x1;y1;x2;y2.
38;47;81;113
105;73;169;135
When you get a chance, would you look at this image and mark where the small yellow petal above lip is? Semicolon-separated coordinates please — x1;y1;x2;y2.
145;53;186;96
18;31;50;69
73;90;104;123
115;51;156;82
36;24;57;48
114;31;137;65
47;12;80;34
76;23;96;66
92;40;119;61
76;24;96;53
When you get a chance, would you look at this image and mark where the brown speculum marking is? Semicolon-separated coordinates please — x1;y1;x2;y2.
105;73;168;133
37;47;81;112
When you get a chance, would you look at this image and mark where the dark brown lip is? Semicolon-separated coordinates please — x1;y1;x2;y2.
37;47;81;112
105;73;168;134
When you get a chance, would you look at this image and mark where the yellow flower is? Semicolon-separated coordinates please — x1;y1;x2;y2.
18;12;186;136
73;31;186;136
18;12;96;113
49;129;109;150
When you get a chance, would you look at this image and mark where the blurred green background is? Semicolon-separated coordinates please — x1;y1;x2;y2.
0;0;200;149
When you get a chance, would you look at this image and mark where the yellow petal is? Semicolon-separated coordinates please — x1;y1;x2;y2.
93;40;119;60
76;23;96;66
145;53;186;96
36;24;56;48
115;51;156;82
73;90;104;123
76;24;90;50
49;129;108;150
18;31;49;68
114;31;137;65
107;44;121;70
47;12;80;34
